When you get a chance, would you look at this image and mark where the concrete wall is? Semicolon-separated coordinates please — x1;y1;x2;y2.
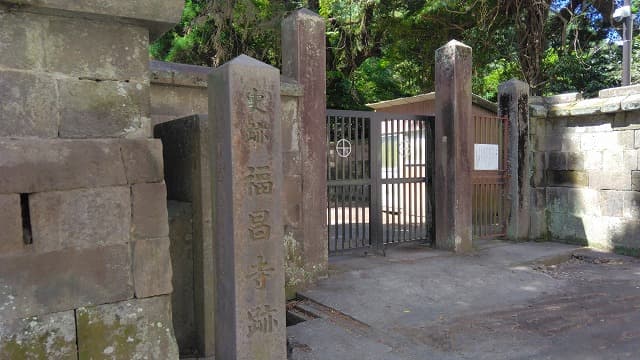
0;1;182;358
528;86;640;254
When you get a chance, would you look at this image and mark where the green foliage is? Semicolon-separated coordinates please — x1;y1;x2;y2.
151;0;640;109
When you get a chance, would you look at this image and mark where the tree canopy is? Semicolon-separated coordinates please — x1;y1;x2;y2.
151;0;640;109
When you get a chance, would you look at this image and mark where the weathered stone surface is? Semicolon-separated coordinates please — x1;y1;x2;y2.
209;55;286;359
547;213;577;241
0;244;133;321
0;194;23;256
150;84;208;127
0;310;77;360
599;84;640;98
167;201;196;356
632;171;640;191
583;151;603;170
0;0;184;40
531;152;546;187
600;96;623;113
0;70;58;137
602;150;625;172
600;190;624;217
560;134;581;152
568;188;600;217
282;9;330;266
0;139;127;194
544;92;582;104
547;152;566;170
46;17;148;81
120;139;164;184
569;98;605;116
150;60;211;88
433;40;473;252
0;12;46;71
133;238;173;299
154;115;215;357
30;187;131;253
166;201;198;356
132;182;170;239
546;170;589;187
621;93;640;111
546;187;569;213
535;134;563;151
76;296;179;360
623;191;640;219
566;152;584;170
57;79;150;138
589;170;631;190
635;129;640;148
581;132;618;151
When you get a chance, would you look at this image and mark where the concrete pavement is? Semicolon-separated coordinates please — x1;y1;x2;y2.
287;240;640;359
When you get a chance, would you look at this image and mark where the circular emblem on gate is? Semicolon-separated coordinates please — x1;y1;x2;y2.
336;139;352;158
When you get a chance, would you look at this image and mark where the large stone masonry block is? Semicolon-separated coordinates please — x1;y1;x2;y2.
617;130;635;150
76;296;179;360
636;129;640;148
548;152;567;170
0;139;127;194
0;0;184;40
581;132;618;151
0;11;46;71
131;182;170;239
0;310;77;359
30;187;131;253
547;212;578;242
623;191;640;219
588;170;631;190
602;150;625;172
546;187;569;213
120;139;164;184
566;152;585;170
46;17;149;81
545;170;589;187
0;194;23;256
599;190;624;217
567;188;601;217
583;151;603;170
0;70;58;138
57;78;150;138
132;238;173;299
633;171;640;191
0;244;133;321
0;11;150;81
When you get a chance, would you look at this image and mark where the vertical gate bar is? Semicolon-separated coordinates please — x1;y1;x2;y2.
355;117;360;245
400;118;405;242
420;120;424;239
412;119;416;240
327;116;331;250
393;119;398;244
348;117;353;247
340;116;346;249
370;114;383;252
384;118;390;244
403;119;408;242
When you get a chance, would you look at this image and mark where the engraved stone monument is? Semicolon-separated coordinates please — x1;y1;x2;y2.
209;55;286;359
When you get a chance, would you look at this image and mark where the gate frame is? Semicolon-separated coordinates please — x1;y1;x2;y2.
326;109;435;255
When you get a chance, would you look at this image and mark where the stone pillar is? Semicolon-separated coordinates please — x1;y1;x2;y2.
209;56;286;360
498;79;531;240
0;1;183;358
282;9;328;279
434;40;473;252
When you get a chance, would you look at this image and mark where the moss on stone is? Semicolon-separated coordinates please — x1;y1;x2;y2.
76;307;141;360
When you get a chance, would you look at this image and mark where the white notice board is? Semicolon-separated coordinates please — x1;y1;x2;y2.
474;144;499;170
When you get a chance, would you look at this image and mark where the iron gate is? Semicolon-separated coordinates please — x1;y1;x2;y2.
327;110;434;255
472;115;509;239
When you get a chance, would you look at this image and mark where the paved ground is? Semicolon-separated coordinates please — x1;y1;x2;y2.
287;240;640;359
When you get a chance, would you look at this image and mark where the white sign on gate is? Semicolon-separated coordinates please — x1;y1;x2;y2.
474;144;499;170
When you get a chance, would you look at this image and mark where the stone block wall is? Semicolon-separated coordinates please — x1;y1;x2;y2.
0;1;182;358
529;86;640;253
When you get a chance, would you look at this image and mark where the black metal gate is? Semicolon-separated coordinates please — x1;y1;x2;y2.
327;110;435;255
